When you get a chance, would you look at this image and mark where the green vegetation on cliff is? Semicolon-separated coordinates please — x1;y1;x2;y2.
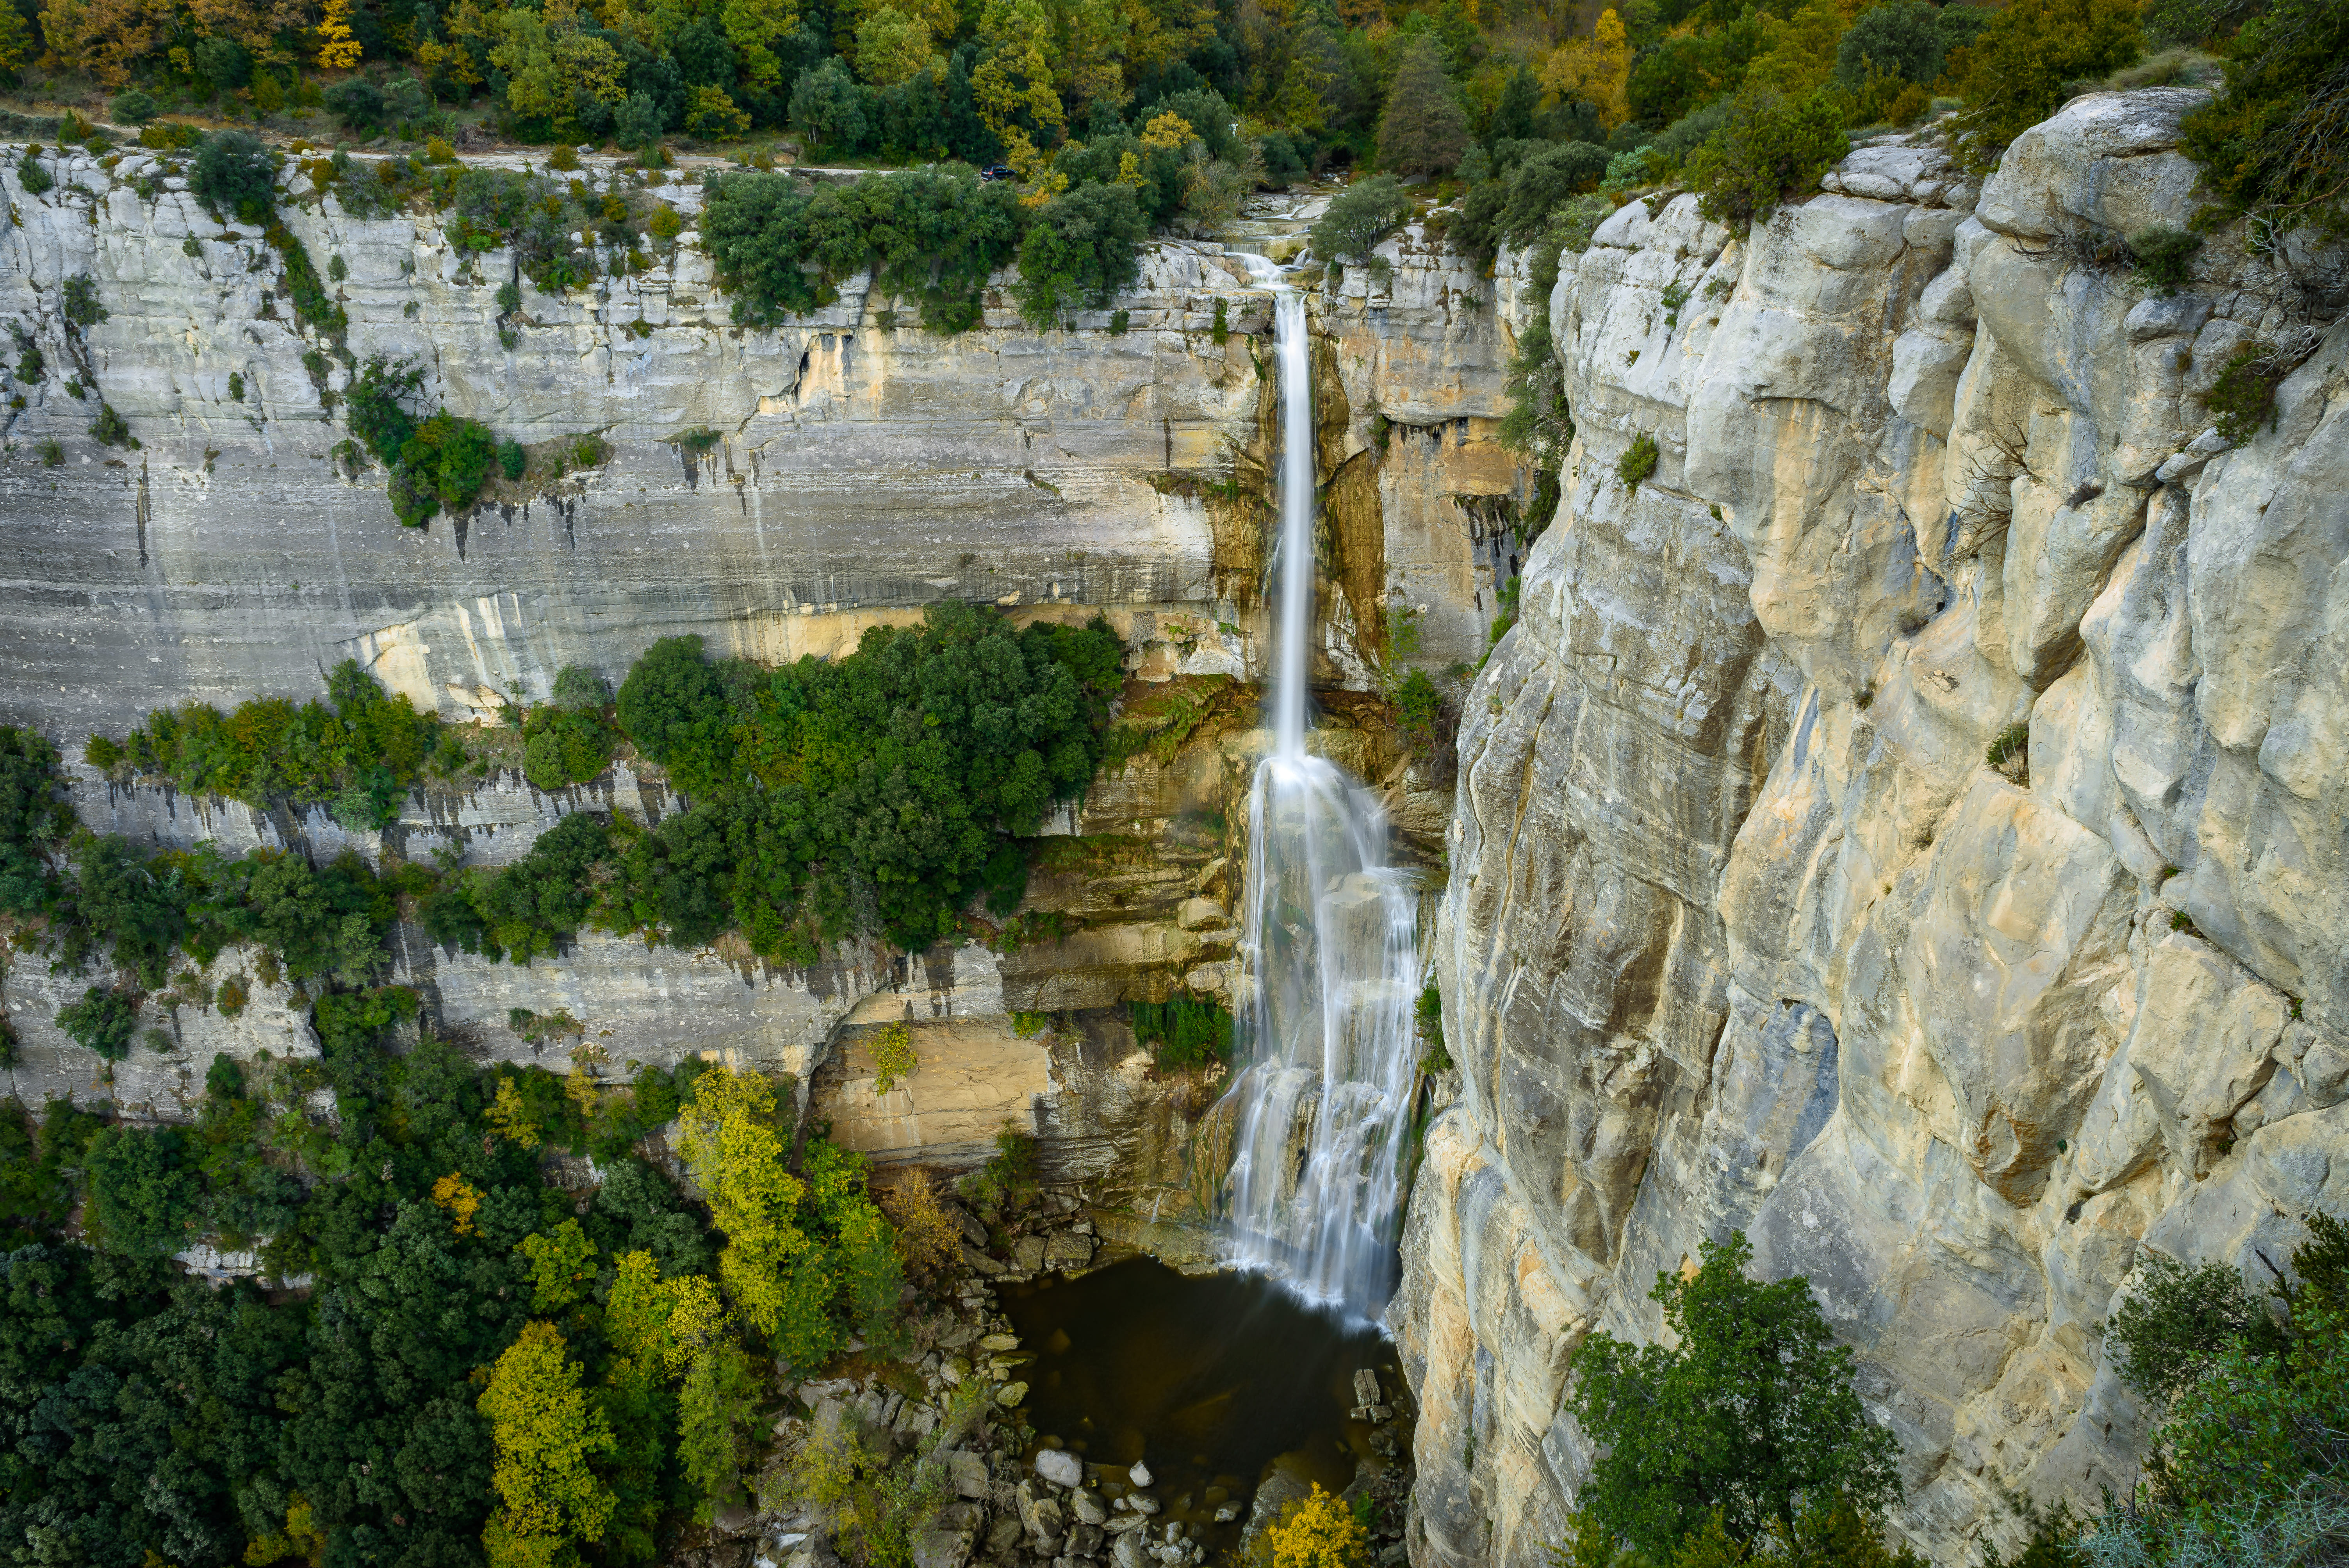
75;604;1123;971
1566;1232;1907;1561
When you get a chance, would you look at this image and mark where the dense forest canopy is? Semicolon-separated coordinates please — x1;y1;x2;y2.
0;0;2332;325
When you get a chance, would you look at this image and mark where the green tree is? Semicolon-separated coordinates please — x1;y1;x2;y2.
1014;180;1149;326
2177;0;2349;235
1948;0;2142;167
57;986;139;1061
190;130;276;222
1567;1232;1902;1558
1310;173;1411;269
1378;34;1469;176
791;57;871;155
1685;87;1850;231
616;635;736;788
2081;1215;2349;1568
676;1336;762;1519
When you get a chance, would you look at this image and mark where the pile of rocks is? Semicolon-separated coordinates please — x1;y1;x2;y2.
1000;1455;1210;1568
952;1188;1101;1284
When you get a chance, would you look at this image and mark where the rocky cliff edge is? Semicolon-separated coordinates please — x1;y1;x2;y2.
1394;91;2348;1568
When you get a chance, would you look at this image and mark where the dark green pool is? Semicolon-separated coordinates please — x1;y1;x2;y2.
997;1257;1402;1545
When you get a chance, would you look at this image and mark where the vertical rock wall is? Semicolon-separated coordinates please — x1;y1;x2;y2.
1395;92;2349;1568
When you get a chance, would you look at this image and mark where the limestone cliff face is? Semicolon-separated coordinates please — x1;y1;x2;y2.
0;152;1519;733
0;162;1506;1222
1394;93;2349;1568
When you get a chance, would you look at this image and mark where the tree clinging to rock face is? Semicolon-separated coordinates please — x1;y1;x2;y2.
1376;35;1470;176
1565;1232;1904;1559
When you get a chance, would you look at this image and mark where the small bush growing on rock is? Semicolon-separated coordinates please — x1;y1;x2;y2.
878;1174;964;1286
2204;343;2285;445
1617;431;1660;488
191;130;276;223
1129;994;1232;1070
1985;721;2030;782
2128;226;2203;294
870;1021;917;1094
61;275;107;328
87;403;134;448
58;986;138;1061
36;439;62;466
1685;86;1850;231
216;973;249;1016
1310;174;1410;275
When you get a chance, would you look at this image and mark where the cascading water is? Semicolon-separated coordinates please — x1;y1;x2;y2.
1217;282;1422;1322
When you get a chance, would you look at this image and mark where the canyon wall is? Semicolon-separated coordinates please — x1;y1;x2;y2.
0;150;1517;737
0;162;1495;1229
1393;89;2349;1568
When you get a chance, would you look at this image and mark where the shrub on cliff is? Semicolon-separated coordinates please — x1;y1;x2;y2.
1947;0;2144;168
1310;174;1411;274
701;167;1022;331
1685;86;1850;231
2176;0;2349;237
1567;1231;1903;1557
0;727;69;915
2092;1214;2349;1568
99;658;441;819
190;130;276;222
1015;180;1150;327
56;986;138;1061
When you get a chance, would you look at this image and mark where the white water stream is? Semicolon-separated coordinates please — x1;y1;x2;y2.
1217;280;1422;1322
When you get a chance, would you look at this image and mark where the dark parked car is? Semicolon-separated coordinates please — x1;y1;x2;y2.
979;164;1014;182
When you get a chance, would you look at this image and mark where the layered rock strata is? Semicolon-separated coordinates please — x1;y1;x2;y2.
1394;94;2349;1568
0;154;1519;736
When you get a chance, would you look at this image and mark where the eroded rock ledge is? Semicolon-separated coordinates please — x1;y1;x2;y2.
1394;93;2347;1568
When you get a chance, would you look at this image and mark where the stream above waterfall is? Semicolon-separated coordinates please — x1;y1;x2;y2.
1000;1258;1406;1555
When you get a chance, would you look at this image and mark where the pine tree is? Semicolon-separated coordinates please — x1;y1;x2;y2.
1376;34;1469;175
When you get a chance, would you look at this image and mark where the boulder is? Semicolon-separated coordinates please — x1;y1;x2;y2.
1035;1449;1085;1488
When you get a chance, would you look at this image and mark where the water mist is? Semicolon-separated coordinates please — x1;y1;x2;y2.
1218;285;1422;1322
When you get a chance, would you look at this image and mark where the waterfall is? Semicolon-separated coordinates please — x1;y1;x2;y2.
1217;284;1422;1322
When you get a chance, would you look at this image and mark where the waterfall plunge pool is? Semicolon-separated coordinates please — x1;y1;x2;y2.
999;1257;1409;1553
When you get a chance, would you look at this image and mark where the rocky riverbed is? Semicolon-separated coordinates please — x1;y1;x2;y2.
677;1184;1416;1568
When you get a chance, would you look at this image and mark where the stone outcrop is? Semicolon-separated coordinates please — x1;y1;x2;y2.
1394;96;2349;1568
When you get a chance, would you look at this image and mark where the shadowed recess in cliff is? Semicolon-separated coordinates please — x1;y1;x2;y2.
1217;283;1422;1322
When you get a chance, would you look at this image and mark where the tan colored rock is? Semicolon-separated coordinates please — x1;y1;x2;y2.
1396;93;2349;1568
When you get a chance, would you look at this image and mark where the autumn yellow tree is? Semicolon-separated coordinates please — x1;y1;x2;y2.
37;0;173;86
0;0;30;69
1264;1485;1371;1568
675;1066;815;1342
1542;6;1631;129
971;0;1067;150
477;1322;618;1568
1120;0;1214;78
721;0;803;85
431;1173;485;1235
852;5;936;86
316;0;364;67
